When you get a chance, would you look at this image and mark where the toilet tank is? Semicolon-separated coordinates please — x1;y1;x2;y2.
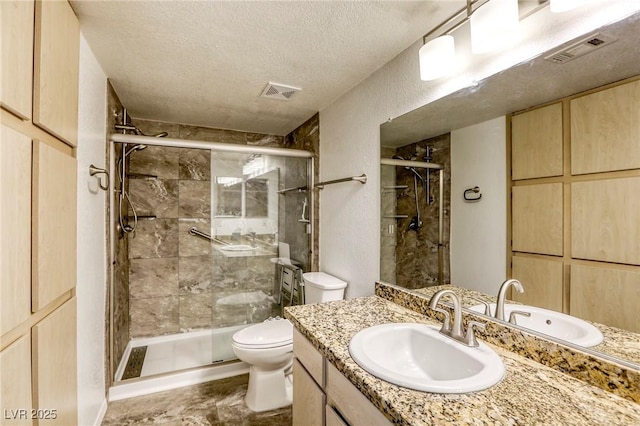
302;272;347;304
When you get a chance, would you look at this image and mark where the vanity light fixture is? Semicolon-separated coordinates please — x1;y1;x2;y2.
418;0;521;81
470;0;519;54
419;35;456;81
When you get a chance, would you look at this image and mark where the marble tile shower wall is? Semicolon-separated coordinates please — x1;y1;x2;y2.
122;117;318;338
106;82;128;386
380;146;397;283
394;134;451;288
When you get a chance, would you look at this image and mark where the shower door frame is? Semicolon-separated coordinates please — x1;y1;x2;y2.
107;133;315;384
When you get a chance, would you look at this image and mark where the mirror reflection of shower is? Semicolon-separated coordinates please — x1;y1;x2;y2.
380;156;445;285
114;108;167;234
392;155;425;231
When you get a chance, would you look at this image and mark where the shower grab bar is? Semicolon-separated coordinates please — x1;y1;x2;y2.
315;173;367;189
189;227;213;240
188;227;230;246
277;185;307;194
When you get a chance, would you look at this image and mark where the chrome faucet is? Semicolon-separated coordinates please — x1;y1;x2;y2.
429;289;485;347
495;279;524;321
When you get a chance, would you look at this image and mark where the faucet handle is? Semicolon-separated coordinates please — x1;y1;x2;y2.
508;310;531;325
464;321;486;347
430;306;452;333
470;298;492;316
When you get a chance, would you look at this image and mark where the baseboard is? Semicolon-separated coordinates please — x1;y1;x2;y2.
108;361;249;401
93;398;108;426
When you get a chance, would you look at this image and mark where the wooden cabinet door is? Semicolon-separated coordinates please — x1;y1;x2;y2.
571;264;640;333
33;0;80;146
571;178;640;265
0;334;33;426
1;125;32;334
32;298;77;426
293;359;324;426
511;103;563;180
571;79;640;175
0;0;35;120
511;256;563;312
32;142;77;311
512;183;563;256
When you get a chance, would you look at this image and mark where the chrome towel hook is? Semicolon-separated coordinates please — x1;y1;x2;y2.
463;186;482;202
89;164;110;191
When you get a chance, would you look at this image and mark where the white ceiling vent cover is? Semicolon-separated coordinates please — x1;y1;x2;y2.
260;82;301;101
544;33;617;64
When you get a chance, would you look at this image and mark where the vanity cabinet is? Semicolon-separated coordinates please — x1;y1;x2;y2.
293;329;391;426
509;76;640;327
0;0;79;421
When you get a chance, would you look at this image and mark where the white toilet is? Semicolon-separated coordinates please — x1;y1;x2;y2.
232;272;347;412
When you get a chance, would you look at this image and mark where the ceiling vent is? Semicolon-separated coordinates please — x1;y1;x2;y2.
544;33;617;64
260;82;301;101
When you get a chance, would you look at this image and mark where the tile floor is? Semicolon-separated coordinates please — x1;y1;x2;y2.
102;375;292;426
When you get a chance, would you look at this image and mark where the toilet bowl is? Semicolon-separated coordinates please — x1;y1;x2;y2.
232;272;347;412
232;319;294;412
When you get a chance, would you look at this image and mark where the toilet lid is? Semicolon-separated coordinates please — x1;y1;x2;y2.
232;319;293;348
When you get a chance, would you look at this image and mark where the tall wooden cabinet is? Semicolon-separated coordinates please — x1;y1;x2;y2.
509;76;640;333
1;1;80;424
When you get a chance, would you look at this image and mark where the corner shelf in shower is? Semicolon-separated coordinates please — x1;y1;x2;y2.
384;214;409;219
127;215;157;220
127;172;158;180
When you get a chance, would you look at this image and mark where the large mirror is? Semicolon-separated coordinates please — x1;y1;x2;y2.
379;11;640;367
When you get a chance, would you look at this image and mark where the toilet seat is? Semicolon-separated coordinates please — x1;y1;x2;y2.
232;319;293;349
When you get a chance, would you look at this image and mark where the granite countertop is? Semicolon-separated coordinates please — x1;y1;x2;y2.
285;296;640;426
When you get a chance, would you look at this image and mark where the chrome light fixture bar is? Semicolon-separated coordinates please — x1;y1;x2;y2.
419;0;576;81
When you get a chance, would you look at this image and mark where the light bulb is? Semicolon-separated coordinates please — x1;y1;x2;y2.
419;35;456;81
470;0;519;54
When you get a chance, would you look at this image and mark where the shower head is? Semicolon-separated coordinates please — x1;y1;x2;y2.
124;144;147;157
408;167;425;185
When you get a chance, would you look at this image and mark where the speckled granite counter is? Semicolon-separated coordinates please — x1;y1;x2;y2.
377;282;640;403
285;296;640;426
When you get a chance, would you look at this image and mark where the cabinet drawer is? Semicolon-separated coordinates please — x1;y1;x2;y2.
293;328;324;386
326;362;392;426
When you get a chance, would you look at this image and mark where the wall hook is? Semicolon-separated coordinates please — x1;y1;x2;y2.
89;164;110;191
463;186;482;202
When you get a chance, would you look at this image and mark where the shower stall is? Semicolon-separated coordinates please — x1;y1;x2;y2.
107;129;313;396
380;154;449;288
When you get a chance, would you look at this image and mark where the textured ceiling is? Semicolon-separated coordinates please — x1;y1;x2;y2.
381;11;640;147
71;0;466;136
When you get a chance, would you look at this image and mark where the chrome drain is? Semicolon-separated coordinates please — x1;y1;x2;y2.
122;346;147;380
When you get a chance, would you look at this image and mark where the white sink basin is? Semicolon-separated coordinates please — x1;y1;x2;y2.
219;244;256;251
348;323;504;394
468;303;603;347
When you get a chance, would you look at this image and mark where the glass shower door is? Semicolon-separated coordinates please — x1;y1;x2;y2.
210;152;310;363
